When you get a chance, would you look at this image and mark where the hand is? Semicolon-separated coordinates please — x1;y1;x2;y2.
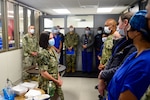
69;46;73;50
98;64;105;70
31;52;38;56
82;45;87;49
97;56;101;60
56;49;60;53
98;79;106;96
56;75;63;86
56;77;63;86
68;46;73;51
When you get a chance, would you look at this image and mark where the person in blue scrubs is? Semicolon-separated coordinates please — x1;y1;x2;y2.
51;26;62;63
81;27;94;73
108;10;150;100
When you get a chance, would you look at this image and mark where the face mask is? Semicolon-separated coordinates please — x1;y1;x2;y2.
102;37;107;42
126;32;133;43
30;29;34;34
118;29;125;36
70;28;74;31
52;30;58;34
104;27;111;34
85;30;90;34
97;30;102;34
48;38;55;46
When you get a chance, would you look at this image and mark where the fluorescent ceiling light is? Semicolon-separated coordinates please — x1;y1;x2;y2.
8;11;14;14
53;9;71;14
97;7;113;13
75;19;81;21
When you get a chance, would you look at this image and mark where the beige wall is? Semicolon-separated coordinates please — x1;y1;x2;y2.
0;49;22;93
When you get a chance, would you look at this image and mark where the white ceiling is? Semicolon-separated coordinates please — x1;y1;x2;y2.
15;0;138;15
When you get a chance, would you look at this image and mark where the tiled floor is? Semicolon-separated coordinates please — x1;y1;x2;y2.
61;77;99;100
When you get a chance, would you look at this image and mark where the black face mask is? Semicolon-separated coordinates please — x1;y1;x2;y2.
126;32;133;43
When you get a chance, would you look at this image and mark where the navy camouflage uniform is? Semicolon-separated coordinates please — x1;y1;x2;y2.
22;33;38;81
37;47;64;100
64;32;79;72
100;34;114;66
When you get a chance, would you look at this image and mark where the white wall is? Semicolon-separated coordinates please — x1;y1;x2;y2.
0;49;22;92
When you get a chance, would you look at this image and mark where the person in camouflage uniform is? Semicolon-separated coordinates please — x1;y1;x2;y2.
99;19;118;70
38;32;64;100
141;86;150;100
22;25;38;81
64;25;79;73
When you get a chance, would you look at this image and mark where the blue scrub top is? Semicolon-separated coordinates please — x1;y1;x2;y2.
54;34;62;49
108;49;150;100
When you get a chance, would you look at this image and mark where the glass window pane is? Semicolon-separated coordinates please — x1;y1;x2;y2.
0;1;2;50
44;18;64;33
19;6;24;47
44;18;53;28
67;15;93;28
52;18;64;27
27;9;31;27
7;2;15;48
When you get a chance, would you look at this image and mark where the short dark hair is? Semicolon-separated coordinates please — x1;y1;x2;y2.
98;27;103;30
39;31;49;49
85;27;90;30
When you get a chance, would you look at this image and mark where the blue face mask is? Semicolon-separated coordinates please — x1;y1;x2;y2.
48;38;55;46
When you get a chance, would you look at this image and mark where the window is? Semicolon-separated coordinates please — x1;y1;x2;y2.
7;2;15;48
67;15;93;28
19;6;24;47
44;18;65;35
27;9;31;27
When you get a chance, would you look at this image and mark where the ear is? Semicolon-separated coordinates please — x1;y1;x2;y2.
124;19;129;26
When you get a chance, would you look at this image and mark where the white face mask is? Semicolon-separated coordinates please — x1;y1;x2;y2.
97;30;102;34
85;30;90;34
30;29;35;34
70;28;74;31
104;27;111;34
102;37;107;42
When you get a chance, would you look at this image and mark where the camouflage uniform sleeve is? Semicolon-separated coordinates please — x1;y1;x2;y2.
100;55;107;65
73;33;79;47
105;39;113;49
22;35;31;56
100;37;113;65
37;49;49;71
35;37;39;52
64;33;69;48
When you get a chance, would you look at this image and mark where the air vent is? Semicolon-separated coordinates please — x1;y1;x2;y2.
78;0;99;8
80;5;98;8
